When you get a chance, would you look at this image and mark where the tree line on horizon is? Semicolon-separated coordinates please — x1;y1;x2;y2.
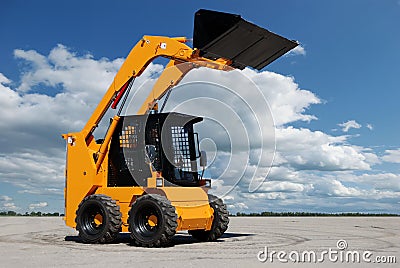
233;211;399;217
0;211;64;217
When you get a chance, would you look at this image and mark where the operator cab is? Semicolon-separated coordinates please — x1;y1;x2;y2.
108;112;207;187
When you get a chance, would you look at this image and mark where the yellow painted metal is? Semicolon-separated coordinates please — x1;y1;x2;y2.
137;58;232;114
176;204;214;231
95;115;120;172
147;177;157;188
137;60;195;114
170;37;188;43
80;36;230;135
147;187;214;231
63;35;232;232
63;132;104;228
97;186;145;202
96;186;145;232
119;202;131;232
80;36;197;140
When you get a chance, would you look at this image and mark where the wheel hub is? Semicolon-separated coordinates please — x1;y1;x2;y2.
93;213;103;227
147;214;158;227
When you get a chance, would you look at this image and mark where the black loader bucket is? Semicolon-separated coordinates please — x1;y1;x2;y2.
193;9;298;70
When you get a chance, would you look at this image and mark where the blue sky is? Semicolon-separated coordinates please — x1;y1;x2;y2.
0;0;399;213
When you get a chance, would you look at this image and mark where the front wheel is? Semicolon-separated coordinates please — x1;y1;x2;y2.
75;194;122;243
189;194;229;241
128;194;177;247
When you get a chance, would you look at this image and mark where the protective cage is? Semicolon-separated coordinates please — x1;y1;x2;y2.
108;112;203;187
193;9;298;70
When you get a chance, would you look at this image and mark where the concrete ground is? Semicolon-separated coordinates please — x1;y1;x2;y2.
0;217;398;267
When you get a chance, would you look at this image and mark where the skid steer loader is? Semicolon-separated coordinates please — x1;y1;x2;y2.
62;9;297;247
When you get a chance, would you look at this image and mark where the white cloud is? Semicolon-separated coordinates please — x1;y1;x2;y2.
0;47;119;196
0;151;65;194
275;127;373;171
366;123;373;130
14;44;125;95
357;173;400;192
0;195;12;201
257;181;305;193
219;170;400;213
382;149;400;163
338;120;362;132
165;67;320;127
227;202;248;210
0;195;19;211
1;202;18;210
0;73;11;84
312;179;364;197
286;44;306;56
29;202;48;210
242;68;319;126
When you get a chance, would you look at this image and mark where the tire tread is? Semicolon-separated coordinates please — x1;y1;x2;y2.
128;194;177;247
189;194;229;242
75;194;122;244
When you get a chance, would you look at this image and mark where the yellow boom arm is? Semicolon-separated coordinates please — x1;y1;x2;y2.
82;36;229;141
84;36;187;140
78;36;230;172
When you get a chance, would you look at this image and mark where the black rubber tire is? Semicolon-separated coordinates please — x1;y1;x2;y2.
128;194;177;247
75;194;122;243
189;194;229;242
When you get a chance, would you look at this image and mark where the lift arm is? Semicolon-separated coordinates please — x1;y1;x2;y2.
84;36;231;172
69;9;298;173
136;57;232;114
81;36;199;141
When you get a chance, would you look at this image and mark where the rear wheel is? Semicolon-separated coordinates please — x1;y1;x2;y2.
128;194;177;247
75;194;122;243
189;194;229;241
